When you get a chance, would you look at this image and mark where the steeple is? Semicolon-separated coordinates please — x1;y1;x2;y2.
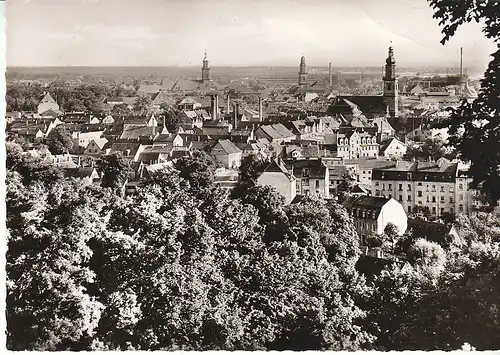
298;55;307;86
383;45;398;117
201;50;211;83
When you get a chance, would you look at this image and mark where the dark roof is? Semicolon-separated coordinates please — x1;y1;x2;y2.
283;158;328;179
342;195;391;213
328;95;387;118
64;167;98;179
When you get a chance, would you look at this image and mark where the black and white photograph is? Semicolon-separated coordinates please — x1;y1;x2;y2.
3;0;500;351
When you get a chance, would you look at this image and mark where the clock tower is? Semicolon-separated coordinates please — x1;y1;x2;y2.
201;51;210;83
383;46;398;117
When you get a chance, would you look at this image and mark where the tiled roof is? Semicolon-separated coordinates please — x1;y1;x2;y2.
213;139;242;155
120;125;157;140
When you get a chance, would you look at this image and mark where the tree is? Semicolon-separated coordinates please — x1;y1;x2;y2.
133;95;152;115
160;104;182;133
6;178;106;350
96;153;131;191
428;0;500;204
174;150;218;193
111;103;132;117
407;238;447;278
337;172;356;203
45;127;74;155
380;222;400;253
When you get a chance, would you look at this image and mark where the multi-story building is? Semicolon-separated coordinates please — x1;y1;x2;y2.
337;131;379;159
372;161;473;217
284;158;330;199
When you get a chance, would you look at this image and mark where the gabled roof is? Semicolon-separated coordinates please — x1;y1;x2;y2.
261;158;296;182
109;141;142;157
213;139;242;155
88;137;109;149
379;138;406;154
119;124;158;140
64;167;99;179
40;92;56;104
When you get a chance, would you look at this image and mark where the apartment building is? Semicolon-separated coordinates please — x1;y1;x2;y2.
284;158;330;199
372;161;473;217
337;131;379;159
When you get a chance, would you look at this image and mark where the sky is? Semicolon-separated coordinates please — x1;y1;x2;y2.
5;0;497;70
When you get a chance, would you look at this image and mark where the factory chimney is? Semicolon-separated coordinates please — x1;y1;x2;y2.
258;97;263;122
211;94;216;121
226;94;230;114
329;62;332;87
460;47;463;77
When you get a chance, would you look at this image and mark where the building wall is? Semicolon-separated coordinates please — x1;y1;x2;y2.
372;176;473;217
258;172;296;205
383;140;407;159
378;199;407;235
213;152;242;169
38;101;60;115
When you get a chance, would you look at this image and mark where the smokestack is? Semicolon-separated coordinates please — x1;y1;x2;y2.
258;97;263;122
329;62;332;87
211;95;216;121
215;94;219;119
233;103;240;129
460;47;463;77
226;94;230;114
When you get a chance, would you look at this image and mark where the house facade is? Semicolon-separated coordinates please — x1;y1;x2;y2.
337;131;379;159
372;161;473;217
257;159;297;204
284;158;330;199
211;139;242;169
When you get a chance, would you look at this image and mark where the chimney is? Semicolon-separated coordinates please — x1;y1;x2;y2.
233;103;240;129
329;62;332;86
226;94;230;114
215;94;219;119
258;97;263;122
211;95;216;121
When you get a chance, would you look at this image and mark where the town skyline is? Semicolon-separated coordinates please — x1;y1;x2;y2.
5;0;497;71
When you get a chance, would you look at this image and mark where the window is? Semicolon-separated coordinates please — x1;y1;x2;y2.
407;173;412;180
441;208;445;215
315;180;320;189
418;182;422;187
399;184;403;191
303;179;309;185
382;183;385;190
459;184;463;190
440;196;445;202
408;206;412;213
375;190;380;196
427;196;430;202
449;186;454;193
418;201;423;205
449;197;454;203
399;195;403;202
432;185;436;192
460;194;464;201
407;195;412;202
432;196;436;203
450;208;454;214
417;191;422;197
432;207;436;214
440;186;445;193
388;184;392;191
459;204;464;212
303;168;310;177
408;184;412;191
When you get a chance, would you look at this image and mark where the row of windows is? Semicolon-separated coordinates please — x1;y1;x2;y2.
338;137;377;145
355;221;376;232
375;181;461;193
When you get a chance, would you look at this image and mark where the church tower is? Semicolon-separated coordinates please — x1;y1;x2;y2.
298;55;307;86
201;51;210;83
383;46;398;117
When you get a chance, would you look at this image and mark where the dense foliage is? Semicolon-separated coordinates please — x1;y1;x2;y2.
6;143;500;351
428;0;500;204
